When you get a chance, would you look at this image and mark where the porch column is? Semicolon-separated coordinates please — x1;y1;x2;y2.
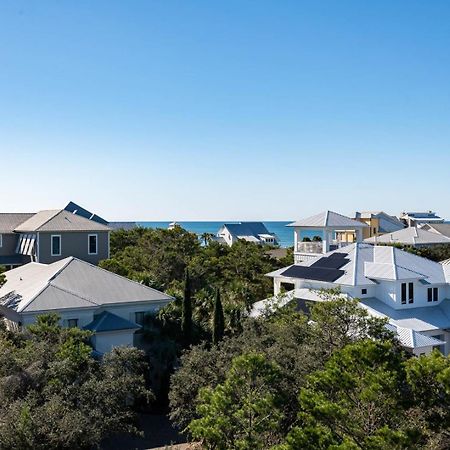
355;228;363;243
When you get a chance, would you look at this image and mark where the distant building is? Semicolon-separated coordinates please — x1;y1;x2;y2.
0;209;111;269
364;226;450;247
216;222;278;247
0;257;173;354
288;211;368;263
355;211;404;239
400;211;444;227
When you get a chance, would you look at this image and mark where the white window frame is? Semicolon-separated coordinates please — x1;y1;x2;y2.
51;234;61;256
88;234;98;255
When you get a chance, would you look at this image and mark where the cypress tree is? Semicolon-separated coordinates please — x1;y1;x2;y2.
213;288;225;345
181;268;193;345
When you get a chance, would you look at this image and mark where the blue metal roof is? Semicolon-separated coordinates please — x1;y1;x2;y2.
224;222;272;238
84;311;141;332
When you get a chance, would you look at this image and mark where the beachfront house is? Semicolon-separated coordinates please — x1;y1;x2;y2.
0;205;112;270
400;211;445;227
354;211;405;239
216;222;278;247
289;210;368;263
0;257;173;354
253;242;450;356
364;226;450;247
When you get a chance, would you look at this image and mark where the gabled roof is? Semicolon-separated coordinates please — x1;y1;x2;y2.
288;211;368;228
364;227;450;245
84;311;140;332
0;257;173;313
268;243;449;286
0;213;35;233
355;211;405;231
222;222;276;241
422;223;450;239
385;323;446;349
15;209;111;232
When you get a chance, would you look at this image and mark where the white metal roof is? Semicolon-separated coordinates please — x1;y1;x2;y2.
359;297;450;332
0;257;173;314
385;323;446;349
365;227;450;245
288;211;368;228
268;243;449;286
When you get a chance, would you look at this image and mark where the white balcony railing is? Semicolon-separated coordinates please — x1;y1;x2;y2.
296;241;323;254
296;240;353;254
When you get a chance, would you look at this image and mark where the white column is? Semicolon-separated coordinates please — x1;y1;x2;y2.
355;228;363;242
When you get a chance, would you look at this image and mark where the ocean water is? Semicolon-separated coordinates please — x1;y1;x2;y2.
136;221;325;248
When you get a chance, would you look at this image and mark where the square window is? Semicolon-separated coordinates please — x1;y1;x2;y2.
51;235;61;256
361;288;367;295
88;234;98;255
135;312;145;326
67;318;78;328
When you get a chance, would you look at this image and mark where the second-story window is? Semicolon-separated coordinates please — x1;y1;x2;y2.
88;234;98;255
428;288;433;302
401;283;407;304
408;282;414;303
51;235;61;256
433;287;438;302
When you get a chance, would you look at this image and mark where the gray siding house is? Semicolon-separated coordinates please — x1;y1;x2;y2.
0;209;111;269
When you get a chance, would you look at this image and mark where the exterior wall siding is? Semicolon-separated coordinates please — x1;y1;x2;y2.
0;233;20;256
37;231;109;265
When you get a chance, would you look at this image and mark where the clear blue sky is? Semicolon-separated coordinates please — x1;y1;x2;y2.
1;1;449;221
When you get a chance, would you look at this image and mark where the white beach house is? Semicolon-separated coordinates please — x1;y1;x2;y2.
255;243;450;355
0;257;173;354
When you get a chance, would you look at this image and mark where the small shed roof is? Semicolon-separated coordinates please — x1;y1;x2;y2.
84;311;140;332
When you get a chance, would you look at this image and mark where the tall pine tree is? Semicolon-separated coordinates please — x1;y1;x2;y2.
213;288;224;345
181;268;193;345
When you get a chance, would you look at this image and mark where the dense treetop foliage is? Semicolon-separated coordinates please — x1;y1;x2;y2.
0;314;151;450
100;226;286;342
170;295;450;450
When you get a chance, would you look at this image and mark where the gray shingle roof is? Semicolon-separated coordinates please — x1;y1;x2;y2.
0;213;35;233
15;210;111;232
0;257;173;313
84;311;140;332
288;211;368;228
423;223;450;239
